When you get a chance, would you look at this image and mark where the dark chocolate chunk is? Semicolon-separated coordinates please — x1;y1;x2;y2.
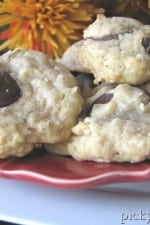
142;37;150;54
81;93;113;117
88;34;118;41
86;30;134;42
0;71;21;107
93;93;113;104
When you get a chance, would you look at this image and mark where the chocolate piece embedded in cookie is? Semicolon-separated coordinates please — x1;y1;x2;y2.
86;30;135;42
92;93;113;104
0;71;21;107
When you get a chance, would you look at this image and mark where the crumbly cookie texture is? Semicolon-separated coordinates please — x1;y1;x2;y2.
0;48;83;158
45;83;150;163
60;16;150;85
83;15;143;39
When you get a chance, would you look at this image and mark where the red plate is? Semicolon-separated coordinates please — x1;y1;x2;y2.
0;148;150;189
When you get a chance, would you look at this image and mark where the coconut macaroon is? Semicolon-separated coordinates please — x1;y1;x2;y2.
45;82;150;163
0;48;83;158
60;15;150;85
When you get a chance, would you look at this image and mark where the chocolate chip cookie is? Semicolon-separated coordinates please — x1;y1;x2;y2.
61;16;150;85
0;48;83;158
45;83;150;163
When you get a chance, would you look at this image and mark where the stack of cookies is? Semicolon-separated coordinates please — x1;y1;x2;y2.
0;16;149;163
46;15;150;163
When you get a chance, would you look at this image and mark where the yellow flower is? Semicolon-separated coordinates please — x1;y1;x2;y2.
0;0;104;57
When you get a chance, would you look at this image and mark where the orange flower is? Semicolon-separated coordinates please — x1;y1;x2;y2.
0;0;104;57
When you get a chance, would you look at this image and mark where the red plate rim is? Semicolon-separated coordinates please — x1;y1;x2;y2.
0;149;150;189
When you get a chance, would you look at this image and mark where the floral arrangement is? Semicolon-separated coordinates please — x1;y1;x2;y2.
0;0;149;58
0;0;103;57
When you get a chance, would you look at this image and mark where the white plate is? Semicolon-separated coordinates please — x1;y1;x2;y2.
0;178;150;225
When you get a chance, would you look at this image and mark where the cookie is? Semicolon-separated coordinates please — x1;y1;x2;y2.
0;48;83;158
57;41;85;72
45;83;150;163
61;16;150;85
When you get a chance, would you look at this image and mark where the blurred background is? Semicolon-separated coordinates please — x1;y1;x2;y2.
93;0;150;24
